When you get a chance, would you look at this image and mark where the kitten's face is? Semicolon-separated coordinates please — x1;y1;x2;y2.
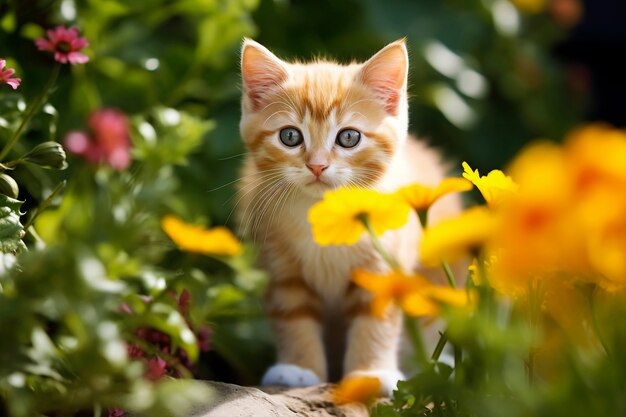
240;39;408;199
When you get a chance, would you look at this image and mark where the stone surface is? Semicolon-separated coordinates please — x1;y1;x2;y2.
187;382;369;417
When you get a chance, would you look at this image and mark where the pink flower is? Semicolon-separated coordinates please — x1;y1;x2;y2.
108;408;125;417
127;343;144;359
0;59;21;89
35;26;89;64
146;356;168;380
64;108;131;170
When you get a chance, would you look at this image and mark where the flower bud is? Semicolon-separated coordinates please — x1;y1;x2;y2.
22;141;68;170
0;173;19;198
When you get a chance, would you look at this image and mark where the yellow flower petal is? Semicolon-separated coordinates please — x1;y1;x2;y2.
400;293;440;317
420;206;495;266
566;123;626;190
353;269;430;318
161;215;243;256
308;187;410;246
332;376;381;405
396;177;472;211
425;286;469;307
401;285;469;317
462;162;518;207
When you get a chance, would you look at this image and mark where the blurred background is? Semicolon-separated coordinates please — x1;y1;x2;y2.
1;0;625;412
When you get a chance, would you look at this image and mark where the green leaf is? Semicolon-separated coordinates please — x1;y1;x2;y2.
0;194;26;254
131;107;214;168
145;302;199;361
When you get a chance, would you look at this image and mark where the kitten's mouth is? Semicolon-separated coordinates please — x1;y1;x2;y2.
306;178;329;186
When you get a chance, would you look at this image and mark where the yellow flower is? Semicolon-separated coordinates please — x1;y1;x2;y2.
507;142;571;204
352;269;469;318
566;123;626;191
420;206;495;267
485;129;626;294
308;188;410;246
396;178;472;211
332;376;381;405
402;286;469;317
353;269;429;317
564;125;626;290
576;187;626;291
462;162;518;207
161;215;243;256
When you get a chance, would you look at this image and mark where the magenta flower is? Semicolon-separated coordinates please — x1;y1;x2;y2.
64;108;131;170
108;408;125;417
145;356;168;380
35;26;89;64
0;59;21;89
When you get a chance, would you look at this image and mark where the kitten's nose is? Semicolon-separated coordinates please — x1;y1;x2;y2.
306;163;329;178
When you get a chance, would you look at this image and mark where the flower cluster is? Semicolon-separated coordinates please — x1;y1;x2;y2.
491;124;626;294
308;124;626;403
307;169;473;365
122;290;212;380
110;290;211;417
64;108;132;170
422;124;626;296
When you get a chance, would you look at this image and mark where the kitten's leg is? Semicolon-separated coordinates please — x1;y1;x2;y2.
262;276;327;387
343;284;404;396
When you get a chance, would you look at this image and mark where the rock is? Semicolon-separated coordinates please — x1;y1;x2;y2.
187;382;369;417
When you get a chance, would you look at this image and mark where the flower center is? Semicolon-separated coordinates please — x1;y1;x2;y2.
57;41;72;53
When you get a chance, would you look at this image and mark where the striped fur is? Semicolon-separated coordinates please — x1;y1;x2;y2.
237;39;463;391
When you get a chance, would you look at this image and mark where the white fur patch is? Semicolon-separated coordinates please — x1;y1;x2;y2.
261;363;321;387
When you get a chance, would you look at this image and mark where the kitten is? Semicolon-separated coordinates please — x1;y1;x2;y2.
237;38;462;394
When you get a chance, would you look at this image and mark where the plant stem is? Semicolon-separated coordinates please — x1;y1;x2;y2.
417;209;428;229
405;317;429;366
0;63;61;161
358;214;401;271
441;259;457;288
454;343;462;383
527;347;535;385
431;330;448;361
23;180;66;230
526;279;542;385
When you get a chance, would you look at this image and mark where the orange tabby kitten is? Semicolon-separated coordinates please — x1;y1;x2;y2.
237;38;462;394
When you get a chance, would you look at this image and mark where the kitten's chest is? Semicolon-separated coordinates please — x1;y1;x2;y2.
278;204;375;302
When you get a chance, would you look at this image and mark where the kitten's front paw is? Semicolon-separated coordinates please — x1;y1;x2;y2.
261;363;321;387
346;369;404;397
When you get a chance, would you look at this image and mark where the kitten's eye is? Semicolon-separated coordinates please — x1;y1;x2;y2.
336;129;361;148
279;127;304;147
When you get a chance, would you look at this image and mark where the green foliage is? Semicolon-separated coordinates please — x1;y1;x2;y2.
0;0;266;415
0;194;25;253
372;284;626;417
0;0;602;415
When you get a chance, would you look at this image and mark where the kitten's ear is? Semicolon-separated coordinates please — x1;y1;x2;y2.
241;38;289;111
358;39;408;115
